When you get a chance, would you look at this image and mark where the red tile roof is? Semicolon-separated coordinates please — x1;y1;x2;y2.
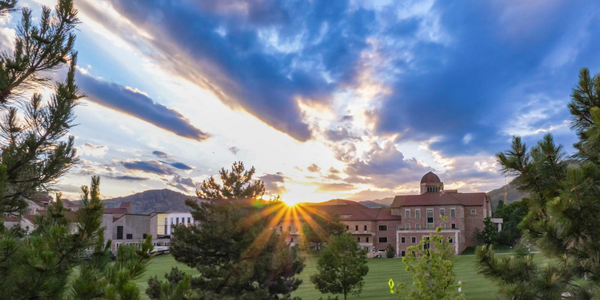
300;199;401;221
104;208;128;214
392;191;488;207
421;171;441;184
1;216;19;222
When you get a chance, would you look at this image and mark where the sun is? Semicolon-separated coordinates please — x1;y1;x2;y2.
282;198;299;207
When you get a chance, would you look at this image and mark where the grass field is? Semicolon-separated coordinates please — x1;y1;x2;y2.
135;253;530;299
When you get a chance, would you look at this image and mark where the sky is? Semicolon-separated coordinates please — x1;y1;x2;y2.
2;0;600;203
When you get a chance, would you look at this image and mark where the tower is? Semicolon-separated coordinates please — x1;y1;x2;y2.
420;172;444;194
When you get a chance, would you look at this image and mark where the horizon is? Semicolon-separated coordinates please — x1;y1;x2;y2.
6;0;599;203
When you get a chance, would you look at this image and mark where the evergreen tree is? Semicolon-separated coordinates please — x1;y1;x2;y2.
0;0;81;215
196;161;265;199
170;197;304;299
146;267;193;300
476;68;600;299
480;217;497;245
311;233;369;300
389;220;464;300
494;199;528;246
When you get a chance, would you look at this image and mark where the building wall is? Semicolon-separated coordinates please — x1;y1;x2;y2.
396;230;461;256
372;220;401;254
163;212;194;235
111;214;152;251
463;205;485;247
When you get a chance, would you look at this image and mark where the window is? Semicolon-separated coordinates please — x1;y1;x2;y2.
411;236;416;244
288;226;292;232
117;226;123;239
448;237;453;243
427;209;434;229
341;214;352;219
406;224;410;230
440;208;445;217
401;251;406;257
346;225;349;230
188;217;191;225
471;209;476;215
378;237;388;243
416;224;421;230
405;209;410;219
378;225;388;231
176;217;179;224
451;223;456;229
126;233;132;240
401;237;406;244
291;238;293;242
143;234;147;239
397;225;402;231
357;237;360;242
415;209;421;219
364;225;367;231
450;208;456;218
366;237;369;243
355;225;358;231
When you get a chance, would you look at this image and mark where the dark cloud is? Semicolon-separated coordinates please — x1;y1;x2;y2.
77;71;211;142
328;167;340;174
153;151;173;158
82;0;380;142
108;175;148;181
324;127;359;142
260;173;288;195
307;163;321;173
229;147;239;155
168;175;197;192
375;1;600;156
168;162;193;171
121;160;176;175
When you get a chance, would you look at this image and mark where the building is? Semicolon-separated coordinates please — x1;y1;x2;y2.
391;172;493;255
284;200;402;257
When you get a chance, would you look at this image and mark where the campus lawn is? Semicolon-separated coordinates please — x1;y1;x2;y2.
135;252;546;299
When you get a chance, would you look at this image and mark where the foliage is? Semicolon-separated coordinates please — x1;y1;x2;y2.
386;244;395;258
146;267;193;300
389;221;464;300
479;217;497;245
301;211;345;251
196;161;265;199
476;68;600;299
311;233;369;300
493;199;529;246
0;0;82;215
171;198;304;300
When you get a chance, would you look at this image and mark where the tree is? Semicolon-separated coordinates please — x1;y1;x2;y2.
146;267;193;300
480;217;497;245
386;244;395;258
389;223;464;300
0;0;82;215
171;198;304;299
493;199;528;246
301;211;345;251
476;68;600;299
196;161;265;199
311;233;369;300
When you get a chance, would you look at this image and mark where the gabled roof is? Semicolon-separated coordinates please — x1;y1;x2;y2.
392;191;488;207
62;199;78;208
36;210;78;222
300;199;401;221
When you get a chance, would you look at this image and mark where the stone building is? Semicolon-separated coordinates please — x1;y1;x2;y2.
391;172;493;255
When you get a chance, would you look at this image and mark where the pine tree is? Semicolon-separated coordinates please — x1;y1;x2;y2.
196;161;265;199
146;267;193;300
476;68;600;299
171;168;303;299
311;233;369;300
301;211;345;251
0;0;81;215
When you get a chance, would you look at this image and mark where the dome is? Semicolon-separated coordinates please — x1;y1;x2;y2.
420;172;441;184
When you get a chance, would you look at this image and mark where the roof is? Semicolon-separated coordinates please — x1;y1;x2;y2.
1;216;19;222
421;172;441;184
299;199;401;221
104;208;128;214
392;191;488;207
37;210;78;222
62;199;78;208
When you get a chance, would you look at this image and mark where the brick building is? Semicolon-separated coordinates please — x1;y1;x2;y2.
391;172;492;255
285;200;402;256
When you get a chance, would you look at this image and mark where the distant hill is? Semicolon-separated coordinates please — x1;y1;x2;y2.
358;197;394;207
102;189;194;214
487;180;528;211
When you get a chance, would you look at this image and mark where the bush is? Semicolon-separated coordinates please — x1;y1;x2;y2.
386;244;395;258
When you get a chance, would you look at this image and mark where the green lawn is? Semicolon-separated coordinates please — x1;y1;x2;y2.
135;252;536;300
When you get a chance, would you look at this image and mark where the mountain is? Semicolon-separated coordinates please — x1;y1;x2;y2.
102;189;194;214
358;197;394;207
487;180;529;211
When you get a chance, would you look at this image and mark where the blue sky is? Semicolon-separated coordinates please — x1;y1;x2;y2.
4;0;599;202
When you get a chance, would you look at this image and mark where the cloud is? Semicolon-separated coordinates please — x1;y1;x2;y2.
77;71;211;142
307;163;321;173
76;143;109;158
168;175;197;192
168;162;193;171
121;160;177;176
229;147;239;155
315;182;355;193
324;127;360;142
153;151;173;158
107;175;148;181
260;173;289;195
